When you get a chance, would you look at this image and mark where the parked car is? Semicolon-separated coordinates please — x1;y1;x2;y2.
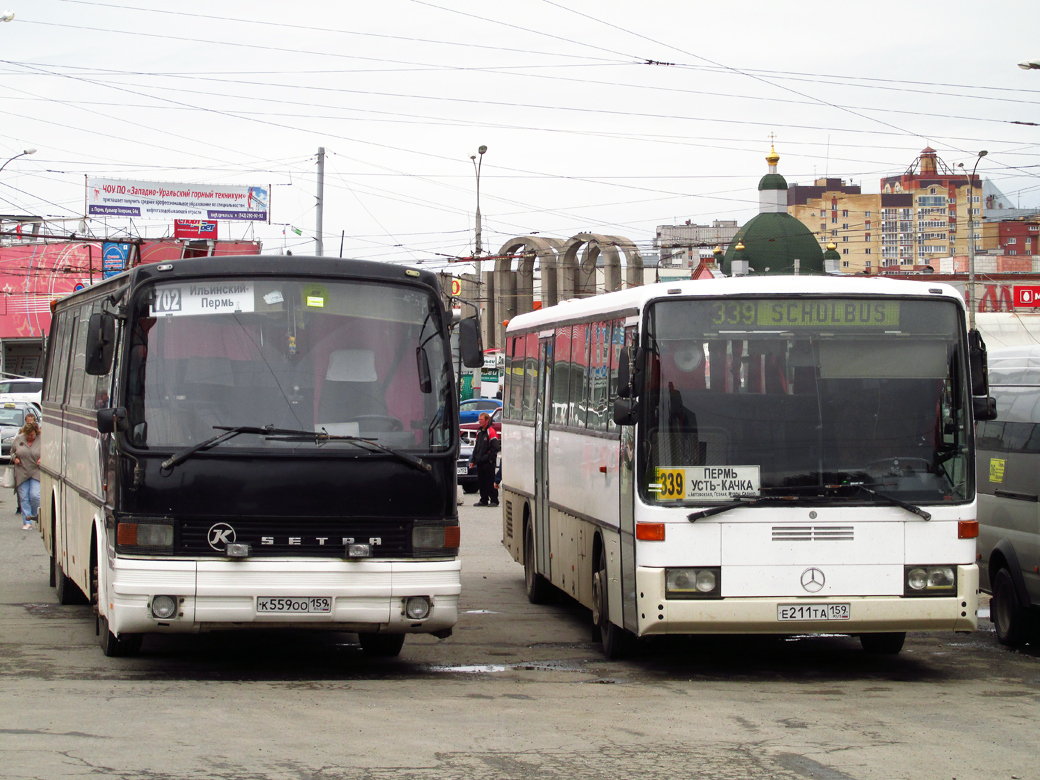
459;397;502;425
0;377;42;406
460;406;501;446
976;345;1040;646
456;443;479;494
0;401;42;463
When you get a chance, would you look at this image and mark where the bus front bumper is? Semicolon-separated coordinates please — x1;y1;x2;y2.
636;564;979;636
106;557;461;637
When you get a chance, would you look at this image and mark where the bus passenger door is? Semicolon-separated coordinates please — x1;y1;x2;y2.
619;324;638;633
533;337;553;580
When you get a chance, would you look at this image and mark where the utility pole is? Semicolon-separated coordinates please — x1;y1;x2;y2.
958;150;988;330
471;145;487;284
315;146;325;257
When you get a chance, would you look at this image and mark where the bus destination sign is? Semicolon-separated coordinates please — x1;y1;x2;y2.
652;466;761;501
710;300;900;331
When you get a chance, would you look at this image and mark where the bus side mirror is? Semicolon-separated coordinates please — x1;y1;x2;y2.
616;346;643;399
459;316;484;368
97;406;127;434
613;397;639;426
968;329;989;397
973;396;997;422
85;312;116;376
416;348;432;393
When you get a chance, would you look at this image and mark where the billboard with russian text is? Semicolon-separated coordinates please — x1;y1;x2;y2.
87;178;268;222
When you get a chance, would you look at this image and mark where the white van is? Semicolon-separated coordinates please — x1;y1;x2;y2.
0;377;42;405
976;345;1040;646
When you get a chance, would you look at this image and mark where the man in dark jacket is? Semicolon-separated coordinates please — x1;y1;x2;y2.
468;412;500;507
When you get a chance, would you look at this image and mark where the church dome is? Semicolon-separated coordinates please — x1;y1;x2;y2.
724;143;824;276
721;212;824;275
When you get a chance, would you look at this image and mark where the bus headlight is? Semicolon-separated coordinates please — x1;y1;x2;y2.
904;565;957;596
116;519;174;552
412;525;460;552
665;567;721;599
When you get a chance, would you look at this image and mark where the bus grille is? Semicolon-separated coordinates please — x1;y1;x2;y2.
772;525;854;542
178;518;413;557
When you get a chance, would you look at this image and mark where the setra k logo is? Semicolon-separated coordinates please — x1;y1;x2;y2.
207;523;236;551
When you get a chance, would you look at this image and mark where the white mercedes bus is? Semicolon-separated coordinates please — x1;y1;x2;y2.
500;275;993;657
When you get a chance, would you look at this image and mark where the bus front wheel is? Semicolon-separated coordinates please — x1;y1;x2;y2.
98;613;143;657
992;567;1029;647
593;547;635;660
859;632;905;654
358;632;405;657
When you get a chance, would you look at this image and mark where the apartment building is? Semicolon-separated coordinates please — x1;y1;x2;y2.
788;148;985;274
654;219;739;266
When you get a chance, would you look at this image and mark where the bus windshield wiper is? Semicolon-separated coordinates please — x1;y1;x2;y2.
161;425;431;474
161;425;277;472
842;482;931;521
687;494;803;522
269;427;431;473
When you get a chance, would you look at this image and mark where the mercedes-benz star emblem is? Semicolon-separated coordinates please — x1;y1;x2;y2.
800;567;825;593
207;522;236;551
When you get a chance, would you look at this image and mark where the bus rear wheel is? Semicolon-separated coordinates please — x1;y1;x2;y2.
992;567;1028;647
55;560;86;606
358;632;405;657
524;522;550;604
860;632;905;654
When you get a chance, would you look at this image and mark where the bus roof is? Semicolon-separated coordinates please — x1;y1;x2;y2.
53;255;442;311
506;275;966;334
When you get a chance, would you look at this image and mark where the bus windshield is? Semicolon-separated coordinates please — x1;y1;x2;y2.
125;277;453;453
642;296;971;504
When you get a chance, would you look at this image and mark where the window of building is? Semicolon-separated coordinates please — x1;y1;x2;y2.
832;216;837;223
842;235;849;242
1007;237;1017;245
831;230;838;237
865;248;871;255
864;211;871;218
842;210;849;217
842;223;849;230
842;261;850;268
842;248;849;255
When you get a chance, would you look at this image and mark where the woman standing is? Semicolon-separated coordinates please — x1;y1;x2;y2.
12;419;40;530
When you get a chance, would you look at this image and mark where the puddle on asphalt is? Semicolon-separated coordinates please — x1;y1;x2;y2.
422;659;589;675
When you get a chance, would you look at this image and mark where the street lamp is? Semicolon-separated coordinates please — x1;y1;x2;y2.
470;145;487;282
1018;60;1040;70
957;150;988;329
0;147;36;175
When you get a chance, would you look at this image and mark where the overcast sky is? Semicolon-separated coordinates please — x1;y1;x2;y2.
2;0;1039;270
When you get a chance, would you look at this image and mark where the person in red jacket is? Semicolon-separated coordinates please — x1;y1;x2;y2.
468;412;500;507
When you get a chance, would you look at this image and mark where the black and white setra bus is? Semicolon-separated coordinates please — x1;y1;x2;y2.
500;275;995;657
39;255;482;657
